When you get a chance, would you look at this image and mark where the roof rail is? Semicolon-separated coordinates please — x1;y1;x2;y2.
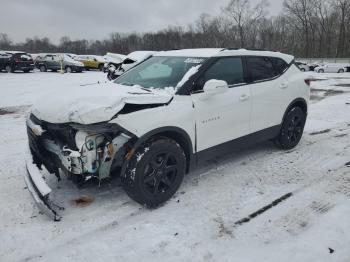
224;48;280;52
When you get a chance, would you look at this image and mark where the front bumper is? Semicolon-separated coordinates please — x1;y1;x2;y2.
24;152;62;221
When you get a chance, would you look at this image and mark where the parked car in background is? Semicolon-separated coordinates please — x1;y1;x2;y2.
103;52;127;72
107;51;157;80
307;62;322;71
295;61;310;72
35;53;84;73
0;52;12;72
314;63;348;73
0;51;34;73
75;55;106;71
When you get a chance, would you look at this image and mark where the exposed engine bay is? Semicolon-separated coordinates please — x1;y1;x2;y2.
27;114;134;185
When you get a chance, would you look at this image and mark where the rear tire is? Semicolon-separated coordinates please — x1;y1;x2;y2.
5;65;12;73
98;64;104;71
338;69;345;73
39;65;47;72
274;107;306;150
300;68;306;72
122;138;186;208
318;69;324;73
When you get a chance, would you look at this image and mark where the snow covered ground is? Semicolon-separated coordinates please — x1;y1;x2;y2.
0;71;350;262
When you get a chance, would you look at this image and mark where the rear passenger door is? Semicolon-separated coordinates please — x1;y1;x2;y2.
246;56;290;132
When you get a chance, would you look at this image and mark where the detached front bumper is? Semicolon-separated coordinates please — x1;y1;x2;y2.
24;153;62;221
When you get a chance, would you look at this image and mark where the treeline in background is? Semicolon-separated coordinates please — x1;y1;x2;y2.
0;0;349;58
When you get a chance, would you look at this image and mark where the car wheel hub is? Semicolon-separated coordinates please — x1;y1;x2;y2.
143;153;177;195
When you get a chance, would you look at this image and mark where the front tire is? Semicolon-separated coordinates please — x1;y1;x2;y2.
318;69;324;73
338;69;345;73
274;107;306;150
65;66;72;73
122;138;186;208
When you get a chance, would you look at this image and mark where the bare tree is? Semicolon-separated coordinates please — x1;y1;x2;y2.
223;0;268;47
0;33;12;50
334;0;350;57
283;0;315;57
1;0;350;58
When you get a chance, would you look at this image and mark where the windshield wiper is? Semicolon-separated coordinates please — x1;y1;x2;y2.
140;87;152;92
119;82;133;86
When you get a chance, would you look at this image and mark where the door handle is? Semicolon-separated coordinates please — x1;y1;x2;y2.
239;94;250;101
280;82;288;89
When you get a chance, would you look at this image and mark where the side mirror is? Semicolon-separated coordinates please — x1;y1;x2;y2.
203;79;228;95
197;79;228;100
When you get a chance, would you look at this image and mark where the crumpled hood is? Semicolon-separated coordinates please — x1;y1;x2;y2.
31;82;173;124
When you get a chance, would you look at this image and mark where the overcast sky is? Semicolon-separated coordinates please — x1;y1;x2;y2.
0;0;283;43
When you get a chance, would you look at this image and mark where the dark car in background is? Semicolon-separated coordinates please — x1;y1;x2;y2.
34;53;84;73
0;51;34;73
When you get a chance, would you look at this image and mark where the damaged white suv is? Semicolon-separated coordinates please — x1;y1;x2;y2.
25;48;310;220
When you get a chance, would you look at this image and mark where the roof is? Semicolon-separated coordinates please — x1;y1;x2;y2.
217;49;294;63
155;48;224;58
154;48;294;63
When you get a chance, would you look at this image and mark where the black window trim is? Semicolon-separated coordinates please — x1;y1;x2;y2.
243;56;292;84
177;55;293;95
189;56;247;94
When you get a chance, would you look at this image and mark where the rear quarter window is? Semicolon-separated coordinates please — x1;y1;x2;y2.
246;56;276;82
270;57;289;75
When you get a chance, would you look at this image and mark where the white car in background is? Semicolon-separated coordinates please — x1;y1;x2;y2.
107;51;157;80
295;62;310;72
314;63;347;73
103;52;127;72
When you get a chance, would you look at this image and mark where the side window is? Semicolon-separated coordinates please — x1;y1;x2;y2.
247;57;275;82
271;57;289;75
203;57;244;86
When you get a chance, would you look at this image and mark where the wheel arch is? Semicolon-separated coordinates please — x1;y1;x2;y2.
129;126;194;174
282;98;308;124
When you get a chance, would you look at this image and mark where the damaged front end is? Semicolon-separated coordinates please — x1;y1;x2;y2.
25;114;134;221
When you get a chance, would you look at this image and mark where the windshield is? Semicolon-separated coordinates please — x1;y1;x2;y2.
114;56;206;89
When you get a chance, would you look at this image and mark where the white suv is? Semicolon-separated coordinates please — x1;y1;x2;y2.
25;48;310;220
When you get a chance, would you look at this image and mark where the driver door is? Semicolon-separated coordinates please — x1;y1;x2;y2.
191;57;252;152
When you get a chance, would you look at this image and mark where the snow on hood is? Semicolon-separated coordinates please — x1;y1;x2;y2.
31;82;173;125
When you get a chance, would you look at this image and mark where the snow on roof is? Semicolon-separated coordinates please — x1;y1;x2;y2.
127;51;157;62
155;48;224;58
105;53;127;63
155;48;294;63
217;49;294;63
